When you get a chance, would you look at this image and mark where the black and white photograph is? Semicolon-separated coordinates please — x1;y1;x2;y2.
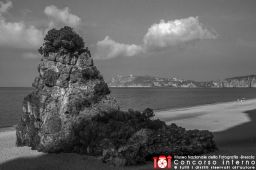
0;0;255;169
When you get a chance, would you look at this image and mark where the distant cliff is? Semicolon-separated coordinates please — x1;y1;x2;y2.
108;75;256;88
222;75;256;88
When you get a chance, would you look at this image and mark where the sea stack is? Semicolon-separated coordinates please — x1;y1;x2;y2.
16;26;217;166
16;26;119;152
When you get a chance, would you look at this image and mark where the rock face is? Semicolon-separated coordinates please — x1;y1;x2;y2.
16;27;217;166
222;75;256;88
16;41;119;152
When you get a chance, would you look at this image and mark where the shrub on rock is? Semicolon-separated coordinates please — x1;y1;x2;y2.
39;26;85;55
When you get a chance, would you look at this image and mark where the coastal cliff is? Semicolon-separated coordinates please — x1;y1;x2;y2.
222;75;256;88
109;75;256;88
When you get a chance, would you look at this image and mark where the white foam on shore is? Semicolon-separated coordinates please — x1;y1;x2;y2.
155;99;256;132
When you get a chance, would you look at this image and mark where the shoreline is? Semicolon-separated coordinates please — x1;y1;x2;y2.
1;98;255;133
155;98;256;132
1;98;255;132
0;126;16;133
156;97;256;112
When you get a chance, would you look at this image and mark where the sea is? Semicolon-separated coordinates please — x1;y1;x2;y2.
1;87;256;128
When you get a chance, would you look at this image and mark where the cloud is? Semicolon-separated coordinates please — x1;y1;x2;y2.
0;1;44;49
0;1;12;13
0;2;82;50
44;5;81;28
95;36;143;59
96;16;217;59
22;52;40;59
143;17;217;50
0;19;44;49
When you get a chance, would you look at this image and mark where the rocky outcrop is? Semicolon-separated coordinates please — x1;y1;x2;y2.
16;27;119;152
16;27;217;166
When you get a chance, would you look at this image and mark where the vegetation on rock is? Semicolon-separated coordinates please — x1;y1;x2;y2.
72;108;217;166
74;108;164;148
38;26;85;55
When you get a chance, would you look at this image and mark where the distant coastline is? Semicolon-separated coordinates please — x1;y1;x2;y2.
108;74;256;88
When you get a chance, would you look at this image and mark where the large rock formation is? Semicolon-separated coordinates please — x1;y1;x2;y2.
16;26;217;166
16;27;119;152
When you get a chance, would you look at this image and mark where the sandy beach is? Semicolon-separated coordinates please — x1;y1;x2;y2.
156;98;256;132
0;99;256;170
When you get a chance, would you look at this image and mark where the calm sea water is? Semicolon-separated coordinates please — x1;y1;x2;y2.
1;87;256;128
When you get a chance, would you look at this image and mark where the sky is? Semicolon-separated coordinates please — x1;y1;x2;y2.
0;0;256;87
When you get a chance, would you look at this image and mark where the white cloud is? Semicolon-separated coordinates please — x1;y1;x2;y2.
95;36;143;59
22;52;40;59
44;5;81;28
0;19;44;49
0;1;44;49
96;16;217;59
0;2;82;50
143;16;217;50
0;1;12;13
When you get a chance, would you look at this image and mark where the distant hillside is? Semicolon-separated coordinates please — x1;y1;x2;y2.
108;75;256;88
222;75;256;88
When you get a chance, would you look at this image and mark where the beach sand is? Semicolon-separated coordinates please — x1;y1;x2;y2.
0;99;256;170
156;99;256;132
